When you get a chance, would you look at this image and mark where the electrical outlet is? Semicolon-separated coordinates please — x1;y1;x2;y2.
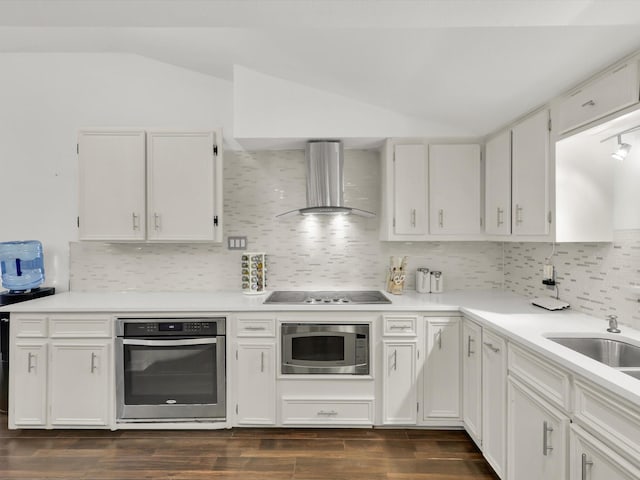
227;236;247;250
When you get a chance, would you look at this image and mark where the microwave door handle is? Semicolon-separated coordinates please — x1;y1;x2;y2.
122;338;218;347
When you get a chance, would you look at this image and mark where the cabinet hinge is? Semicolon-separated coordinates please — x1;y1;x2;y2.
77;216;80;228
548;211;552;224
548;118;552;132
213;145;218;156
213;215;219;227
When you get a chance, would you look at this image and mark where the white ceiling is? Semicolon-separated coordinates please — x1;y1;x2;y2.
2;0;640;136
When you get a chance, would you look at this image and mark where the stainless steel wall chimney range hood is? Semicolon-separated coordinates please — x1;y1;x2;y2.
276;140;375;218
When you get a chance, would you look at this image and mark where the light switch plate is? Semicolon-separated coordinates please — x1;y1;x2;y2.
227;236;247;250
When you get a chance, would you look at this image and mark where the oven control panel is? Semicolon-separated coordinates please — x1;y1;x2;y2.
120;318;225;337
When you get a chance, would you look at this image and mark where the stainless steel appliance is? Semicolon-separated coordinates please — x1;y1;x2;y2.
264;290;390;305
115;317;226;422
281;323;369;375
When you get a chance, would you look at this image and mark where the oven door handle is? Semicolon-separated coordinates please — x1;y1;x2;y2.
121;338;218;347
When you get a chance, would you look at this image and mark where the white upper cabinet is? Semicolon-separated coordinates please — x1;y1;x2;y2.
78;130;146;241
146;131;219;242
78;129;223;243
512;109;550;236
380;142;428;240
484;131;511;235
556;60;640;135
429;144;481;235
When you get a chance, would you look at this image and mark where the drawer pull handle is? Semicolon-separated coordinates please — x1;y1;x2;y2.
90;352;97;373
581;99;596;108
515;204;523;225
438;209;444;228
497;207;504;227
392;349;398;371
542;421;553;456
260;352;265;373
411;208;417;227
317;410;338;417
581;453;593;480
437;329;443;350
244;326;266;331
389;325;411;330
483;342;500;353
153;213;161;230
467;335;475;357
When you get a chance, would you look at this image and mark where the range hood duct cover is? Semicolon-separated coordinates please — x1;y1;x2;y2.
277;140;375;218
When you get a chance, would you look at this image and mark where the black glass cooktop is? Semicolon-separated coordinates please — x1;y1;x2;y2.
263;290;391;305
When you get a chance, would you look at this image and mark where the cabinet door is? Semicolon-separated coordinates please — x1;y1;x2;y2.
429;144;481;234
382;341;417;424
512;110;550;236
147;131;218;242
482;330;507;479
78;130;146;241
235;342;276;425
570;425;640;480
49;341;111;426
422;317;460;420
393;144;428;236
462;319;482;446
485;131;511;235
508;377;569;480
11;342;47;426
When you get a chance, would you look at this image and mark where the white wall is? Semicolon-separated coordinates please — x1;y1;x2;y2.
0;53;233;291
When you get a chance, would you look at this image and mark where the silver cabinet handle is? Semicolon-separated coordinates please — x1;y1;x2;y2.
27;352;35;373
317;410;338;417
153;213;161;230
581;99;596;108
392;349;398;371
515;204;523;225
497;207;504;227
483;342;500;353
543;421;553;456
260;352;265;373
438;209;444;228
410;208;416;227
90;352;97;374
123;338;217;347
467;335;475;357
389;325;411;330
132;212;140;231
437;329;442;350
581;453;593;480
244;326;266;331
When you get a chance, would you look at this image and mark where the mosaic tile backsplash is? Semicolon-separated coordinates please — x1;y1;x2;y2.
504;230;640;330
70;149;504;293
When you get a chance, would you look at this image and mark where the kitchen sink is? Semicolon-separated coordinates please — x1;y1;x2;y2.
547;336;640;368
621;370;640;380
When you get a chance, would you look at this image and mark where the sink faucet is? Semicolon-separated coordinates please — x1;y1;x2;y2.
606;314;621;333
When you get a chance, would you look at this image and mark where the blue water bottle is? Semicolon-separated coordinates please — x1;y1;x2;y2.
0;240;45;292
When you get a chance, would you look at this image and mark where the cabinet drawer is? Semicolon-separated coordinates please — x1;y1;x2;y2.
508;343;571;412
49;315;112;338
383;315;418;336
236;316;276;337
12;315;47;338
281;397;374;425
574;380;640;466
557;61;639;134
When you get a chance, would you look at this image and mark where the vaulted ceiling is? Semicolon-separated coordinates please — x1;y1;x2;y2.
2;0;640;136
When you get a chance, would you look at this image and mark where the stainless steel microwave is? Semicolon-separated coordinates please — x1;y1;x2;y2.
281;323;369;375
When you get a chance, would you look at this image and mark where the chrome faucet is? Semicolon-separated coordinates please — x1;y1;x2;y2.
606;314;621;333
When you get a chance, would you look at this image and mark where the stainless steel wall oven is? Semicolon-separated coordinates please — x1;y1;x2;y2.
281;323;369;375
115;317;226;422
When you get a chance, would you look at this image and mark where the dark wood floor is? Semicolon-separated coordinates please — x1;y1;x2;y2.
0;415;499;480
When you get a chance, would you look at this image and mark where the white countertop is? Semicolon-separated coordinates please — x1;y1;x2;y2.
3;288;640;407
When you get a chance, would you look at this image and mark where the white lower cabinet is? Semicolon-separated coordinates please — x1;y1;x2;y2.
570;424;640;480
462;318;482;446
481;329;507;479
507;376;569;480
421;317;460;422
235;342;276;425
12;342;48;427
382;341;417;424
49;341;111;426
